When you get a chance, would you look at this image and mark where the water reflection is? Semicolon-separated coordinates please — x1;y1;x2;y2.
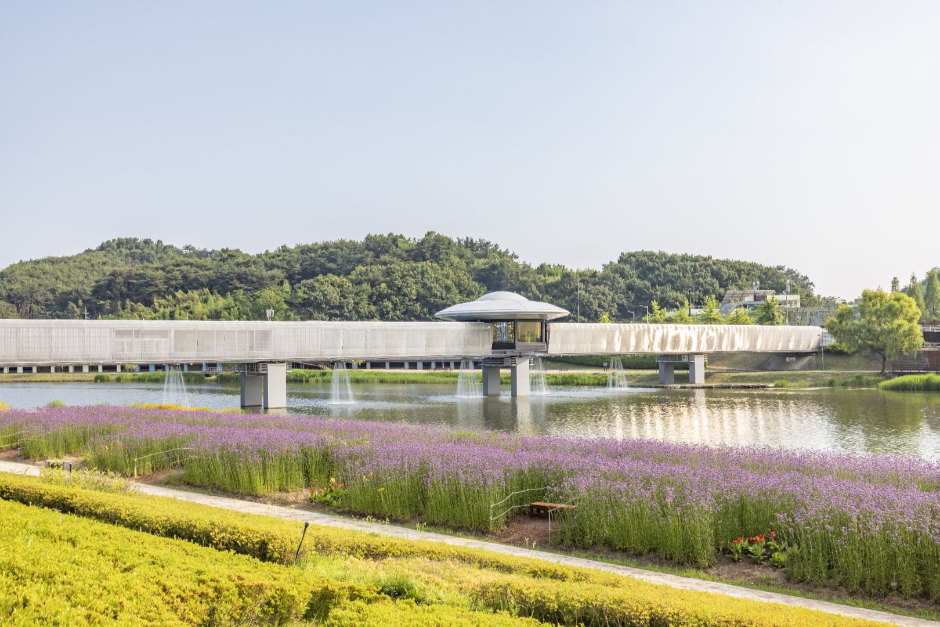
5;382;940;459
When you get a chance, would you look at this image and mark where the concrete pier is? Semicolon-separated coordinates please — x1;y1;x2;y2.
239;363;288;409
240;373;263;408
482;365;501;396
263;363;287;409
688;354;706;385
658;354;706;385
510;360;530;397
658;361;675;385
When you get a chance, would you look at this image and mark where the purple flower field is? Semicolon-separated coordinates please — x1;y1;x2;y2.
3;405;940;599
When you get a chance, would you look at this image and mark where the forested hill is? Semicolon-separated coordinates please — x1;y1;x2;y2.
0;234;818;322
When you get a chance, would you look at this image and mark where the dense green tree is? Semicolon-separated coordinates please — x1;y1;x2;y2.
697;295;724;324
0;234;824;323
826;290;923;374
890;277;900;293
726;307;754;325
755;296;784;325
905;273;927;318
669;300;693;324
925;270;940;320
292;275;374;321
648;301;668;323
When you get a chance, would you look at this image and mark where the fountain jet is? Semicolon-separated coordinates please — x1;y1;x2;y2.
607;357;629;390
329;362;355;404
456;359;481;398
530;357;549;396
162;365;190;407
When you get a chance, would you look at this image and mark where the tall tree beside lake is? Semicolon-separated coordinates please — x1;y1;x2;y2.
924;270;940;321
905;273;927;320
826;290;923;375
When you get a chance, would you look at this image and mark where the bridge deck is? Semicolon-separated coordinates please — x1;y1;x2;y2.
0;320;492;367
0;320;822;367
547;323;822;356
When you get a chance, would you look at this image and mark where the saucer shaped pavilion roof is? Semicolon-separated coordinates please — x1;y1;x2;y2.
435;291;569;322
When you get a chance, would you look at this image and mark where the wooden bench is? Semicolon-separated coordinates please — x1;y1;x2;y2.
529;502;577;516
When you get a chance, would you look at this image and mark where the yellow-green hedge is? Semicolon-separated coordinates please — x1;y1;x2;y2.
0;472;582;578
0;473;886;627
0;499;373;625
323;600;544;626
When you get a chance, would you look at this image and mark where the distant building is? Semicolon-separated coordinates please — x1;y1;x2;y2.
718;290;800;315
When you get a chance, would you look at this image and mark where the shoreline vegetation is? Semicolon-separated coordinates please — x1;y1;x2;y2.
0;366;911;389
879;374;940;392
4;406;940;609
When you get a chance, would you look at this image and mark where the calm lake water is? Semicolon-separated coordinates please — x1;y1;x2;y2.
4;381;940;459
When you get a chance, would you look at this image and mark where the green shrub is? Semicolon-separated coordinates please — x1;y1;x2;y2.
377;572;425;602
880;374;940;392
39;466;134;493
107;370;210;383
828;375;882;388
840;375;882;388
324;600;541;626
551;355;685;370
46;399;65;407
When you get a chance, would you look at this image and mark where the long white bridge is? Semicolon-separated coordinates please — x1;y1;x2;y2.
0;315;821;407
0;320;821;366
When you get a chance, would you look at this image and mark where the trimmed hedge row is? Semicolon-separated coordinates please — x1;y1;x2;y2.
0;499;372;625
0;473;886;627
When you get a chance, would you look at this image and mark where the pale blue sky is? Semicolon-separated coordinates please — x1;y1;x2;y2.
1;1;938;298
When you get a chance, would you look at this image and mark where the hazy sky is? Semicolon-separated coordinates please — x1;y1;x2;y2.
2;1;938;299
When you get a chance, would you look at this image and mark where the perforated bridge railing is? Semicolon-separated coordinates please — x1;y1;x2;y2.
0;320;822;367
546;323;822;355
0;320;493;366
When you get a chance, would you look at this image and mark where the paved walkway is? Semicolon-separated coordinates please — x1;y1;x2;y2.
0;459;934;626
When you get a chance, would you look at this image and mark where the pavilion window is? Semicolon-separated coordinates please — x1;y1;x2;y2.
516;321;543;343
492;321;515;344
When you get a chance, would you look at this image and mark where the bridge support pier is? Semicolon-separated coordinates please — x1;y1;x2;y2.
658;362;675;385
263;363;287;409
240;363;288;409
481;359;531;397
658;354;706;385
240;373;264;408
688;354;706;385
482;366;500;396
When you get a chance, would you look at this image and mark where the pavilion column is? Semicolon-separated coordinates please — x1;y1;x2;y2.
481;366;501;396
510;359;530;397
